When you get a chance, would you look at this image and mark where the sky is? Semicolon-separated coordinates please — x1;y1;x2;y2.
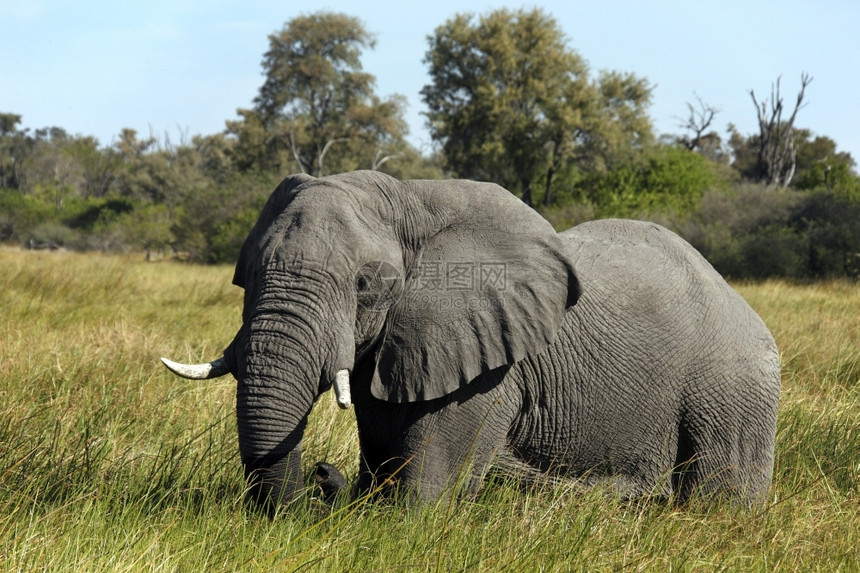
2;0;859;162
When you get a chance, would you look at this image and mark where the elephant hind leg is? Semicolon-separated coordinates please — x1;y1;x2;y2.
673;410;776;506
671;421;699;503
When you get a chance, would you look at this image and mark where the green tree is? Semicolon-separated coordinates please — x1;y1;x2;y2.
192;133;236;184
792;131;859;196
237;11;408;176
0;113;29;189
114;128;213;214
727;123;759;181
590;71;655;167
22;127;80;212
114;128;161;202
577;144;718;217
421;8;654;206
225;109;273;172
63;136;121;198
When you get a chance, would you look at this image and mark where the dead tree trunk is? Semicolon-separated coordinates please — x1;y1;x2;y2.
750;73;812;188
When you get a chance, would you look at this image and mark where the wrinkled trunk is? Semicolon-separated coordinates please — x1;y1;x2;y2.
231;258;356;510
235;302;325;509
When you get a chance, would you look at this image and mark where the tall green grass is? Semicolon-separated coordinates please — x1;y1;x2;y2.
2;249;858;571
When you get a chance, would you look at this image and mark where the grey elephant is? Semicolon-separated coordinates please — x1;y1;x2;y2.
162;170;780;508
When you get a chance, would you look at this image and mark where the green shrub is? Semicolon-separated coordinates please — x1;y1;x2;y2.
208;207;260;264
63;197;135;230
790;191;860;278
538;201;596;231
0;189;54;242
24;221;82;249
578;145;720;217
671;185;860;279
676;185;804;278
171;173;277;263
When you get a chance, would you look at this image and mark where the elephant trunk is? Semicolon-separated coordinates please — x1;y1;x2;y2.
233;306;325;509
234;258;357;509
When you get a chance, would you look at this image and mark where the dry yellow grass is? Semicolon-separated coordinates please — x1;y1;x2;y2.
1;249;857;571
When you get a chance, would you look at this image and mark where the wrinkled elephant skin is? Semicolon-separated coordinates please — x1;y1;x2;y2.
163;171;780;509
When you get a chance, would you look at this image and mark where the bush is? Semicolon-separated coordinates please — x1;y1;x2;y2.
675;184;802;278
735;224;808;278
207;207;260;264
87;202;175;254
538;201;596;231
63;197;135;230
670;185;860;279
578;145;720;217
171;173;277;263
0;189;54;242
24;221;82;250
790;191;860;278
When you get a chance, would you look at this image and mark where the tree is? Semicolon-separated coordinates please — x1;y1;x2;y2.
729;123;859;196
575;144;718;217
676;95;728;164
421;8;653;206
64;136;120;198
792;131;859;196
192;133;235;185
20;127;82;211
0;113;29;189
240;12;408;176
749;73;812;188
225;108;274;172
587;71;655;169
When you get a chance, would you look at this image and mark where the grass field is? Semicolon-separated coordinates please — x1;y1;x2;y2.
1;248;858;571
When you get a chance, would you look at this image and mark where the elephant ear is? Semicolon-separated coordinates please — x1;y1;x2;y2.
233;173;314;288
371;180;581;403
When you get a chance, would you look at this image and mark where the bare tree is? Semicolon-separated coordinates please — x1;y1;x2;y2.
679;94;720;151
750;73;812;188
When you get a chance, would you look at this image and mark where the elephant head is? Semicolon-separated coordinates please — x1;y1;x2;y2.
163;171;580;509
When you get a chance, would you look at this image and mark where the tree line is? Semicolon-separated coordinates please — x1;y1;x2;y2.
2;8;858;278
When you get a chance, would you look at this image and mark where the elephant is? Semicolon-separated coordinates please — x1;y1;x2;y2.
161;170;780;509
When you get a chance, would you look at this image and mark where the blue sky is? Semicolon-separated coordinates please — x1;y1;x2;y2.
2;0;858;162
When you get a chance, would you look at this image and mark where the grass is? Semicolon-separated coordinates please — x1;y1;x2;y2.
1;248;858;571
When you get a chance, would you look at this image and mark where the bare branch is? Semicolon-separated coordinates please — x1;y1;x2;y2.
785;72;813;128
288;125;307;174
678;94;720;151
371;149;400;171
317;137;349;176
748;73;813;188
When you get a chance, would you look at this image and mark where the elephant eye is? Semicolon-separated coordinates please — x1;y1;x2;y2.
356;273;373;292
354;261;402;310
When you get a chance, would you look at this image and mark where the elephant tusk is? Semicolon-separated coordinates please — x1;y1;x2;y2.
333;369;352;409
160;356;230;380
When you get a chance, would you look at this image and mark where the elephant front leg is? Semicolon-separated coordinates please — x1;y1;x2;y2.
397;429;495;502
355;445;404;499
356;391;515;503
